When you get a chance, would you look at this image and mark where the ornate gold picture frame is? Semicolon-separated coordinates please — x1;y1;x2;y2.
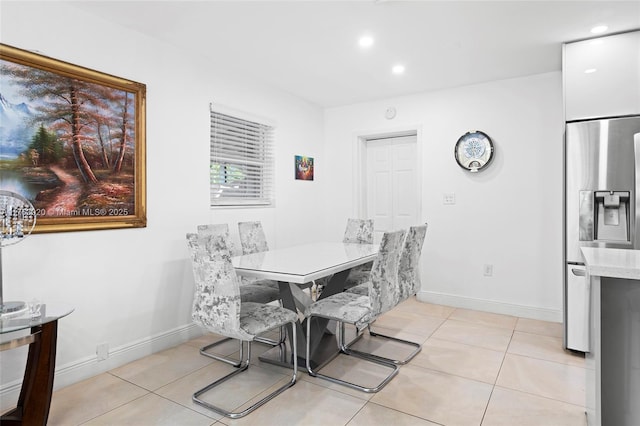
0;44;146;233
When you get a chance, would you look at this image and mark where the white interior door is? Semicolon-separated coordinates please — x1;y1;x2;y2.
365;134;419;240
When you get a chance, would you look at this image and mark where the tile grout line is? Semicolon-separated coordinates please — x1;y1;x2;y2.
479;326;515;426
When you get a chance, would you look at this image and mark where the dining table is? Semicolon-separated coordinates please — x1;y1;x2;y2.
232;241;378;369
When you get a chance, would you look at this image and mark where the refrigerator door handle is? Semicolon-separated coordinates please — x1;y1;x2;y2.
571;268;587;276
634;133;640;248
583;273;591;352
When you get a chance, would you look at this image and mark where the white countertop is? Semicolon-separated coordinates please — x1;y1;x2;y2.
581;247;640;280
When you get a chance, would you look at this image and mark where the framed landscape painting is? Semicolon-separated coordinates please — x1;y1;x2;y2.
0;44;146;233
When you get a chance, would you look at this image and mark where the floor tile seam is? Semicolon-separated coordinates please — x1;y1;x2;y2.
425;336;507;356
481;333;513;425
505;348;587;368
141;365;210;393
503;352;587;371
363;401;447;426
512;329;564;339
479;382;498;426
493;328;514;380
371;320;422;336
75;392;151;426
491;384;588;409
444;317;517;332
404;361;500;386
148;389;219;422
105;371;156;392
413;312;454;321
365;398;448;426
493;376;585;407
424;334;510;353
296;373;373;402
168;370;294;423
451;308;518;322
425;314;451;339
342;397;370;425
390;308;452;321
366;324;431;343
113;357;230;395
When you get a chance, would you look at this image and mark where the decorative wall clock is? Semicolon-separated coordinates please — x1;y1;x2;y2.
454;130;494;172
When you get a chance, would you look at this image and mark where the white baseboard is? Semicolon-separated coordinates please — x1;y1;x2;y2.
417;290;562;323
0;323;203;412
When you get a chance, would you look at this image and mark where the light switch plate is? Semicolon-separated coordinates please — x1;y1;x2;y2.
443;193;456;205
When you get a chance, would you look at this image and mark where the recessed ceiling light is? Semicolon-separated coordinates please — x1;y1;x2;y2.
591;25;608;34
392;64;405;75
358;36;374;48
584;68;598;74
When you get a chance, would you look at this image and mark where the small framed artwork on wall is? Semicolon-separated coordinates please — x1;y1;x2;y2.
295;155;314;181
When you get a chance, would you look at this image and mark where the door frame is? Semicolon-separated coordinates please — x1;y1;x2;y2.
353;125;423;222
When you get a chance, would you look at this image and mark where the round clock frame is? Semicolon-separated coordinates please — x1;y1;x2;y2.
454;130;494;172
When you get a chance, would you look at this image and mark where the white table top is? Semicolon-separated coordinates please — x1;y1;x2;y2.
232;242;378;284
581;247;640;280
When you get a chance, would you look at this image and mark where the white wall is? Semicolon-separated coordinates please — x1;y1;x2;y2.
0;1;565;409
324;72;564;321
0;1;325;409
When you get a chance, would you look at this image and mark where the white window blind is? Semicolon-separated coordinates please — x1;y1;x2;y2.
210;104;274;206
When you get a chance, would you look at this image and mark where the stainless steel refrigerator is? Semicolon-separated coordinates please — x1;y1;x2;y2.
564;115;640;351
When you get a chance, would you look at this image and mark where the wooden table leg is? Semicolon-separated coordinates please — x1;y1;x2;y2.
1;320;58;425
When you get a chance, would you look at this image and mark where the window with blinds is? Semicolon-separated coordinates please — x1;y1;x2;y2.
210;104;274;206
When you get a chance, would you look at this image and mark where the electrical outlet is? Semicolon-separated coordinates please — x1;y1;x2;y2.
96;343;109;361
483;264;493;277
443;193;456;205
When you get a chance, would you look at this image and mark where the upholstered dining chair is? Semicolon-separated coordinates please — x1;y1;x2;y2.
188;228;283;367
397;223;428;301
187;234;298;418
238;221;313;294
198;223;280;290
303;229;406;393
238;221;269;255
345;224;428;365
315;218;375;295
342;218;374;244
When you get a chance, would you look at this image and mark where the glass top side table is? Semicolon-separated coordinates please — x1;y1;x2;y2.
1;303;74;425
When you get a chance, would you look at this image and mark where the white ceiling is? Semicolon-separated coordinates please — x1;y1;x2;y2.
69;1;640;107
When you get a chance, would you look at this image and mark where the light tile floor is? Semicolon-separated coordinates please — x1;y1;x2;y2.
44;298;587;425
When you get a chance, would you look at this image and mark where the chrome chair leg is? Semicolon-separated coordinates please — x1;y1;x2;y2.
200;338;243;367
193;322;297;419
200;325;286;366
256;324;286;346
305;317;398;393
344;323;422;365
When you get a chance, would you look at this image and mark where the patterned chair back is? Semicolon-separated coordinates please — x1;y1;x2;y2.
368;229;406;316
238;221;269;255
197;223;240;256
186;233;251;340
188;229;232;262
343;218;374;244
398;224;428;301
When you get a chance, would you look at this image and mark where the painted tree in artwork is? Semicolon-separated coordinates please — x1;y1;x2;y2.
29;125;64;164
1;62;132;183
87;87;134;173
112;91;134;174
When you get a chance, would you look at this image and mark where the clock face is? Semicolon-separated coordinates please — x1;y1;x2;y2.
455;131;494;172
